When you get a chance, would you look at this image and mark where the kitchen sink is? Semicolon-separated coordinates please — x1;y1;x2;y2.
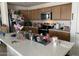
25;32;51;46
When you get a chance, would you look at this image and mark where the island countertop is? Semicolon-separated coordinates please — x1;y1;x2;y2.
0;33;74;56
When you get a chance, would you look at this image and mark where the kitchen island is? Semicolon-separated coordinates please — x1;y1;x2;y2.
0;33;74;56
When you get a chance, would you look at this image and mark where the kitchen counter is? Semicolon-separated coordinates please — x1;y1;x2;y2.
24;26;70;41
24;26;70;33
0;33;74;56
49;29;70;33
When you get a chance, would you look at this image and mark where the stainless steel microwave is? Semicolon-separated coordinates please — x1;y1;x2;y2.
41;12;52;20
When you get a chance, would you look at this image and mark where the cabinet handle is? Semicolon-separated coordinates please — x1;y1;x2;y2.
72;13;74;20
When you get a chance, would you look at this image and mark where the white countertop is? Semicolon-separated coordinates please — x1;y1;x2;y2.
49;29;70;33
0;33;74;56
25;26;70;33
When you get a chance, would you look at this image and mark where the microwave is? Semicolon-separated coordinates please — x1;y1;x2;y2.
41;12;52;20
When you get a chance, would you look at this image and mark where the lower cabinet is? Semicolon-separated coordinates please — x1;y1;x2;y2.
24;26;38;34
30;27;38;34
49;30;70;41
24;27;70;41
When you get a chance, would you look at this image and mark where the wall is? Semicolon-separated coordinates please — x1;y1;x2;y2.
32;20;71;27
8;4;28;10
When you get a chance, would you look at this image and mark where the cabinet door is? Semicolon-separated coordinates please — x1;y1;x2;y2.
61;4;67;20
49;30;58;37
20;10;28;19
38;9;41;20
57;32;70;41
31;9;40;20
43;7;51;12
31;10;35;20
52;6;61;20
27;10;32;20
31;27;38;34
49;30;70;41
66;3;72;20
35;9;41;20
38;7;51;13
61;3;71;20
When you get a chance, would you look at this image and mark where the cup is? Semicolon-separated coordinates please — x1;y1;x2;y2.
52;37;58;46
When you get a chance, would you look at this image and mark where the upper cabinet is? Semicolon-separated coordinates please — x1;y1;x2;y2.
60;4;67;20
30;7;52;20
60;3;72;20
52;6;61;20
66;3;72;20
20;10;28;19
52;3;72;20
31;9;41;20
31;10;36;20
42;7;52;12
21;3;72;20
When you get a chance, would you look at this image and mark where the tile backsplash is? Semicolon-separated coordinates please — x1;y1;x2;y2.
56;20;71;27
32;20;71;27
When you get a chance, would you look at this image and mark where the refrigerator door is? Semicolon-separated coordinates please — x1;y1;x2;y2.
75;33;79;55
76;4;79;33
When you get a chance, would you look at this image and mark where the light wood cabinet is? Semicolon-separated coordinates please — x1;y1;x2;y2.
20;10;28;19
52;3;71;20
24;26;38;34
21;3;71;20
31;27;38;34
60;3;72;20
60;4;67;20
52;6;61;19
30;7;51;20
31;10;35;20
30;9;40;20
27;10;32;20
57;31;70;41
66;4;72;20
43;7;51;12
20;10;33;20
49;30;70;41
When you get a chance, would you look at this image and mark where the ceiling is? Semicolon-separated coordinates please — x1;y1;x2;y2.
8;2;48;7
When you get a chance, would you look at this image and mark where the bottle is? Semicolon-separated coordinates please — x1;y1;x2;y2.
29;30;32;40
29;33;33;41
40;33;43;40
40;33;43;36
30;35;33;41
52;37;58;46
